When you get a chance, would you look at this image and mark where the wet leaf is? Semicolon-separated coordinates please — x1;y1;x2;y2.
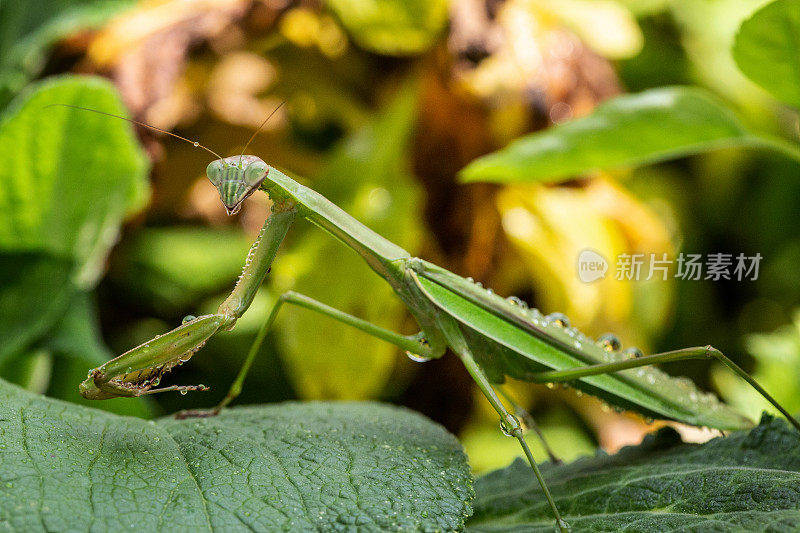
0;378;473;531
468;416;800;531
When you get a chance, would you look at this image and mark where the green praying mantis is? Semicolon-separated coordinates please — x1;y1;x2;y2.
63;103;800;533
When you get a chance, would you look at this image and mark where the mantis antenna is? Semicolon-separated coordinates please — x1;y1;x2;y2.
45;103;224;160
237;100;285;167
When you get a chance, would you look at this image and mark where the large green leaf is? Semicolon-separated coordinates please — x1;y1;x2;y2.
0;75;149;286
733;0;800;108
0;378;473;531
0;253;75;365
325;0;448;56
467;415;800;531
460;87;800;184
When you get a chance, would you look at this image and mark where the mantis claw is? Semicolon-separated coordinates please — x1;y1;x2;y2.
140;384;210;397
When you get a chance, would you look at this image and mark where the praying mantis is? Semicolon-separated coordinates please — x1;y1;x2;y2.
65;104;800;532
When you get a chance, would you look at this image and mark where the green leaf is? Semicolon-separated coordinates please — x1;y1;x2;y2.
733;0;800;108
468;415;800;531
0;0;135;108
0;379;472;530
0;253;74;364
0;75;149;286
459;86;800;184
325;0;448;56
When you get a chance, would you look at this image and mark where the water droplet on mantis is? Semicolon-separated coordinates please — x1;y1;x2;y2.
597;333;621;352
182;315;196;324
546;312;570;328
405;351;431;363
193;141;199;147
507;296;528;309
623;347;643;358
180;389;188;395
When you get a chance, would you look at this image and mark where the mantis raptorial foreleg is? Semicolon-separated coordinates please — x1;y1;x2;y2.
80;208;296;399
530;346;800;433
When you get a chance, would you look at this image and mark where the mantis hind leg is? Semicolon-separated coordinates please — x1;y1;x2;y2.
498;385;562;464
437;319;569;532
531;345;800;432
177;290;446;418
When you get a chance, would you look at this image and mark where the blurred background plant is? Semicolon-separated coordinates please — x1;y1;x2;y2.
1;0;799;474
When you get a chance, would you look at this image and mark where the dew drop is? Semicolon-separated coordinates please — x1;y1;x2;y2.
180;389;188;395
405;351;431;363
499;416;519;437
545;382;555;389
507;296;524;306
152;377;161;386
597;333;621;352
466;277;474;283
623;347;643;358
546;312;570;328
193;141;199;147
182;315;196;324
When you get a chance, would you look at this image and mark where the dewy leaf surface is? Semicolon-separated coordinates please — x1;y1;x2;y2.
0;378;473;531
733;0;800;109
467;416;800;532
459;86;800;184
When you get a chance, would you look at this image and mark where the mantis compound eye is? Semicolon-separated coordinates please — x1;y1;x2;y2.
206;159;224;186
244;160;268;188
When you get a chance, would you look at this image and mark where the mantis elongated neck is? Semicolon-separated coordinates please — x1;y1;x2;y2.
265;167;411;277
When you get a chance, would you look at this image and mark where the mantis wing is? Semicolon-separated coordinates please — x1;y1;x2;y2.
413;261;751;430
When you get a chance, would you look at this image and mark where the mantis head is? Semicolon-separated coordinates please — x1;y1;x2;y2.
206;155;269;215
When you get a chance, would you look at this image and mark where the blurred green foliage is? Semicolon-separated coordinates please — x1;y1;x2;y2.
0;0;133;109
0;76;151;417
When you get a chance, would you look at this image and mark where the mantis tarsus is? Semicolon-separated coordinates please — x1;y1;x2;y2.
67;104;800;532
